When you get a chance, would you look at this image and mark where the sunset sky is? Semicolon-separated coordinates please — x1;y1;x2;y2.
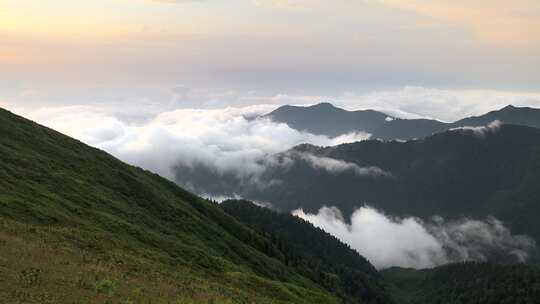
2;0;540;114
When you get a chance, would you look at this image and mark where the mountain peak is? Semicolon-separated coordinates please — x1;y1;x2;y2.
310;102;337;109
501;104;517;111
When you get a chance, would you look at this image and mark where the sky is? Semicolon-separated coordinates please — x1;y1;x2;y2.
2;0;540;114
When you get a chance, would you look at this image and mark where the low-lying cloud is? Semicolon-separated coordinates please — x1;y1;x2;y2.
450;120;502;137
288;152;391;177
293;206;536;269
19;105;370;181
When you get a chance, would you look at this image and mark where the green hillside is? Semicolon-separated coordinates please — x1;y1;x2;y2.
0;107;347;303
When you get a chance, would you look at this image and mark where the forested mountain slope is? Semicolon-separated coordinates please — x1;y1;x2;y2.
221;200;390;304
194;124;540;244
382;263;540;304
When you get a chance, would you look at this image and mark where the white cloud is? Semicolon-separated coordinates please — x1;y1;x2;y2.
428;216;535;263
450;120;502;137
22;106;128;146
289;152;390;177
19;105;370;181
294;206;535;269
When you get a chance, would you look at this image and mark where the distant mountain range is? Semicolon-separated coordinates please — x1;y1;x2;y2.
264;103;540;140
263;102;390;137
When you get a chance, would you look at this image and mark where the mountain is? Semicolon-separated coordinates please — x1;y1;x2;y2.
265;103;540;140
177;124;540;245
0;107;388;303
382;263;540;304
372;118;447;140
264;103;391;137
453;105;540;128
221;200;390;304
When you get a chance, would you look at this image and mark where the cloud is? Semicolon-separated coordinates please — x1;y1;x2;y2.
450;120;502;137
22;106;128;146
293;206;536;269
427;216;535;263
288;152;391;177
19;105;370;181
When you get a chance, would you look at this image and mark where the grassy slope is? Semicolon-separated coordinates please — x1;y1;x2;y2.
0;108;341;304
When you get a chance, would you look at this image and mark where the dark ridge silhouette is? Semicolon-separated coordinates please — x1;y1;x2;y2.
264;103;540;140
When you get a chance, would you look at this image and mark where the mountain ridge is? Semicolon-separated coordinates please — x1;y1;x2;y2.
264;103;540;140
263;102;392;137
